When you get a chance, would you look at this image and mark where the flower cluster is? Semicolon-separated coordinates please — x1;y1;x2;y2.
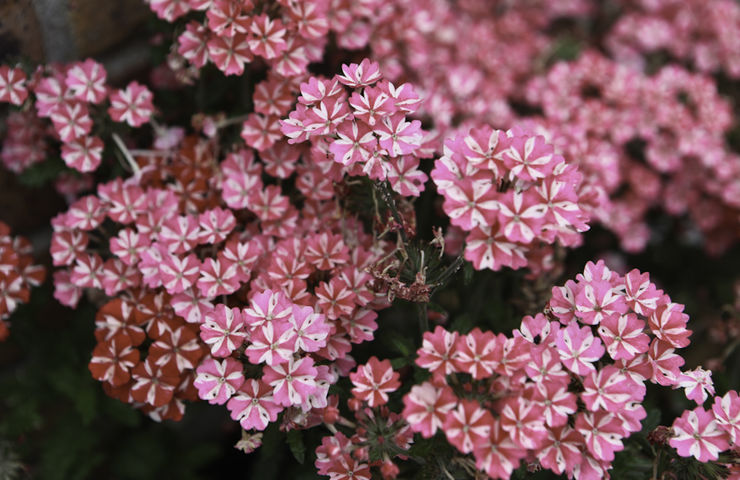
0;222;45;341
51;60;433;424
523;52;740;254
167;0;395;79
607;0;740;78
311;357;410;480
399;260;739;479
431;126;590;274
0;61;154;176
281;58;431;197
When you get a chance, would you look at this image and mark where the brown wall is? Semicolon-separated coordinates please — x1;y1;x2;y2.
0;0;148;62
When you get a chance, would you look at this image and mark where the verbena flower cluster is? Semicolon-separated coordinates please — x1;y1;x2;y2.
431;126;590;274
0;61;154;175
0;223;45;341
0;0;738;478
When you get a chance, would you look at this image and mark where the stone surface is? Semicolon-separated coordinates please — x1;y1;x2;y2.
0;0;148;62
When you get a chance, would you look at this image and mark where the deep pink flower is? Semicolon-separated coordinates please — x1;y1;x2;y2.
61;136;103;172
712;391;740;443
575;411;625;462
416;326;459;382
350;357;400;407
443;399;494;454
194;356;245;405
65;59;107;104
247;14;287;59
245;317;297;365
207;34;252;76
0;66;27;105
597;313;650;360
670;407;730;462
262;356;318;407
648;302;692;348
199;305;248;357
227;378;283;430
50;101;92;142
499;397;547;449
555;322;605;376
337;59;382;88
401;382;457;439
452;328;499;379
473;420;526;480
108;82;154;127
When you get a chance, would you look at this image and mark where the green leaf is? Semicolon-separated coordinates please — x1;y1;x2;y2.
286;430;305;464
390;357;410;369
463;261;474;286
16;159;66;188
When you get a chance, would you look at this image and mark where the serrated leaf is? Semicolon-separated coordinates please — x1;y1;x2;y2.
286;429;305;464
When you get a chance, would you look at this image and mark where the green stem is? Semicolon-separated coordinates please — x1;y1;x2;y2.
416;302;429;336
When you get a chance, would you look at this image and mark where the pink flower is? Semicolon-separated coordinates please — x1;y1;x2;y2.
501;134;557;181
401;382;457;438
65;59;107;104
243;289;292;328
443;399;494;454
244;317;297;365
376;114;423;157
247;14;287;59
108;82;154;127
227;379;283;431
207;33;253;76
463;226;528;271
670;407;730;462
499;397;547;449
555;322;605;376
623;269;664;316
575;411;625;462
473;420;525;480
442;180;497;231
50;101;93;142
452;328;499;380
178;21;210;68
416;326;459;382
61;136;103;172
198;207;235;244
329;121;376;166
241;113;282;151
337;59;382;88
194;357;245;405
350;357;400;407
677;368;715;405
262;356;318;407
537;425;583;475
496;190;547;244
712;391;740;443
146;0;191;21
199;305;248;357
647;338;684;386
575;279;628;325
597;313;650;360
290;304;330;353
581;365;635;412
648;302;692;348
0;66;28;105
